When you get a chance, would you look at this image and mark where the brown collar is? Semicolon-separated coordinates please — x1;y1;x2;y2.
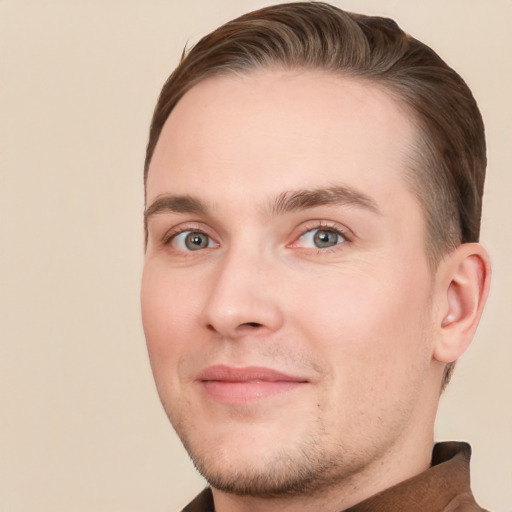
346;442;486;511
182;442;487;512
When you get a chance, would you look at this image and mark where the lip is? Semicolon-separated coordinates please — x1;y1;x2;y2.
197;365;309;404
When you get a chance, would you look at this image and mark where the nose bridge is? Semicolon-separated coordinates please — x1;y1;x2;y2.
202;238;283;337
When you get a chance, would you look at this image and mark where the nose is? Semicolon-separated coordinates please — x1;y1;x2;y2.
201;246;284;339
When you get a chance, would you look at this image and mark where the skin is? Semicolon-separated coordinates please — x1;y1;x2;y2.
141;70;490;512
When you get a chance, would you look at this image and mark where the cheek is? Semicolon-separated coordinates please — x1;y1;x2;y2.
293;264;433;386
140;263;200;376
290;267;434;440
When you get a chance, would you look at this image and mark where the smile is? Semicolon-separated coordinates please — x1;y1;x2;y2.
197;365;309;404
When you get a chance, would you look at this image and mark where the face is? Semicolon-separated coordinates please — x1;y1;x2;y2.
142;70;442;497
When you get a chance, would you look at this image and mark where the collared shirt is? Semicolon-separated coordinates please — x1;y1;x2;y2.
181;442;488;512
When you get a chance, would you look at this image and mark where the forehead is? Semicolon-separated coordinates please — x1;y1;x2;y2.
147;69;418;213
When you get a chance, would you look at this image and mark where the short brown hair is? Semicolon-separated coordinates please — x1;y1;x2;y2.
144;2;486;387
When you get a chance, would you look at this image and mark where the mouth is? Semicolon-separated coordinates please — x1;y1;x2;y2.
196;365;309;404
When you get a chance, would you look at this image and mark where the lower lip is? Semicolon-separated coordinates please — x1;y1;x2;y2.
201;380;305;404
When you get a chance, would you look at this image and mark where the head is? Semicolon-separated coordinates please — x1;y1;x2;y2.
141;2;490;505
144;2;486;389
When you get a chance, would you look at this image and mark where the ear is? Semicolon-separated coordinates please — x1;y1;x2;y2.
433;243;491;363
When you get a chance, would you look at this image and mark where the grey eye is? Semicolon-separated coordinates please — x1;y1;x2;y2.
313;229;340;248
297;228;346;249
172;231;216;251
185;232;209;250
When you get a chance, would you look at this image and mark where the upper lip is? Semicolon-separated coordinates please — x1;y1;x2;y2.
197;365;308;383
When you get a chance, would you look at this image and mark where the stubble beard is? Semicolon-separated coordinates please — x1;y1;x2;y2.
188;438;349;497
168;408;366;499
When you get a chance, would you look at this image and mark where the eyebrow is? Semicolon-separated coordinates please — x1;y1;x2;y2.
144;185;380;228
144;194;208;228
268;185;380;217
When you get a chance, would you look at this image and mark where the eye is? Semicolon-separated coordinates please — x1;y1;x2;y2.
171;231;218;251
296;227;346;249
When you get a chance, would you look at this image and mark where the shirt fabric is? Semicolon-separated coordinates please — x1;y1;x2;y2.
181;442;488;512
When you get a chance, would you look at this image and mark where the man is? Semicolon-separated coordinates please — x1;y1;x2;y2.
141;3;491;511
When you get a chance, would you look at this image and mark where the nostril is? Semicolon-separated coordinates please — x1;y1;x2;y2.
206;321;262;334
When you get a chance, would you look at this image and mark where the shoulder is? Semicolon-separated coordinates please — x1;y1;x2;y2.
443;491;490;512
180;488;214;512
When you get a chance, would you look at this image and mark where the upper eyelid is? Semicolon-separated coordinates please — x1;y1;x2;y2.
162;223;217;244
172;229;219;250
293;220;353;242
156;219;353;246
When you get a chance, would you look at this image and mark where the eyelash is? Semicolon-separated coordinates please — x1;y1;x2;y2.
161;221;351;253
162;224;215;246
291;221;350;252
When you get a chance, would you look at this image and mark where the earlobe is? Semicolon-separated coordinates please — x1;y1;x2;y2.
433;243;491;363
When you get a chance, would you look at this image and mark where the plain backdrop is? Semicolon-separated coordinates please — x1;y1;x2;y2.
1;1;511;511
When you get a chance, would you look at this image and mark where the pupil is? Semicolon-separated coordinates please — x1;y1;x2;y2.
185;232;207;250
314;229;337;248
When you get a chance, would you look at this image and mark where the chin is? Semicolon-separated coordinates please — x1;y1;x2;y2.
175;419;351;498
191;441;344;497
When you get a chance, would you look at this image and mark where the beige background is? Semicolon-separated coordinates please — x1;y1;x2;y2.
0;1;511;511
